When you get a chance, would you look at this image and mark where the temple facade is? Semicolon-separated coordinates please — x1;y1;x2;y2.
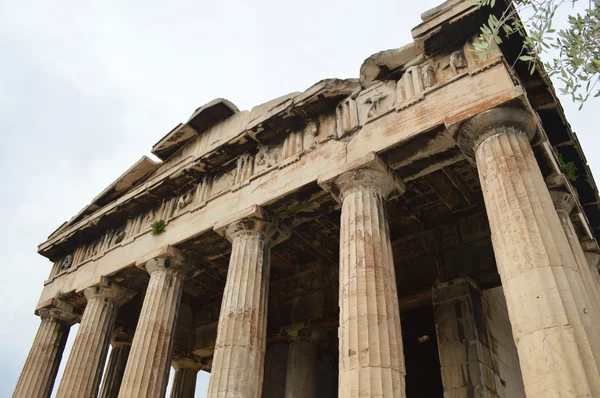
13;1;600;397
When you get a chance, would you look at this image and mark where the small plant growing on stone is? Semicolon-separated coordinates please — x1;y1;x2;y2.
558;154;578;182
151;219;166;235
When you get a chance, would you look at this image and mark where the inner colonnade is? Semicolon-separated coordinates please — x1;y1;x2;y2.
13;1;600;397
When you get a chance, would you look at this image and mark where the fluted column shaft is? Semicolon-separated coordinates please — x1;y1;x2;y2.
552;192;600;317
285;340;317;398
170;362;201;398
13;306;77;398
208;209;289;398
336;169;406;398
99;329;132;398
56;281;131;398
118;254;191;398
462;107;600;397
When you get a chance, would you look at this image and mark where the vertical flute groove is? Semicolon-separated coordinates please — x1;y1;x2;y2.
56;297;118;398
170;367;199;398
338;177;405;398
207;215;286;398
99;342;131;398
118;267;185;398
13;315;72;398
475;127;600;397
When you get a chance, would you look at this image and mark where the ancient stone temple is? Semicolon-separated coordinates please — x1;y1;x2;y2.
13;1;600;397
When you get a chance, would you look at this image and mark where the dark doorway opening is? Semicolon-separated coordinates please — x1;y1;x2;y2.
402;304;444;397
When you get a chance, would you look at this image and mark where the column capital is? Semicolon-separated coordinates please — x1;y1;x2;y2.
581;239;600;253
318;152;405;202
111;326;134;346
457;106;536;158
136;245;195;278
172;355;203;371
214;205;290;246
550;189;576;214
281;322;327;343
36;297;79;326
83;277;135;308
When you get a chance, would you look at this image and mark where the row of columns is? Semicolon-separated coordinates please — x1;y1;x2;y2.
14;105;600;398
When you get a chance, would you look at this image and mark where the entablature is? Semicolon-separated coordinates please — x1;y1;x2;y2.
37;0;600;310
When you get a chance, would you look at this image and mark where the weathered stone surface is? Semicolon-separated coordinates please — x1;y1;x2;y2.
359;44;419;87
285;340;317;398
461;106;600;398
117;249;193;398
326;166;406;397
170;357;203;398
98;328;133;398
13;301;78;398
18;2;600;397
433;278;525;398
56;280;133;398
207;207;289;398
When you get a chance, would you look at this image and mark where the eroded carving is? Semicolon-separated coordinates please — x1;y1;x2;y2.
177;191;194;211
449;50;467;75
58;254;73;272
357;81;396;124
212;168;236;196
422;64;437;88
254;145;281;174
303;120;320;150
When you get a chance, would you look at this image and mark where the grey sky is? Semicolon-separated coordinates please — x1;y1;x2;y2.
1;0;597;397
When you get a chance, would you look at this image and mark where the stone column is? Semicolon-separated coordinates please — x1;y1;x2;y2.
261;343;288;398
207;206;289;398
98;328;133;398
285;340;317;398
118;246;193;398
459;106;600;398
282;323;324;398
170;357;202;398
13;300;78;398
320;157;407;398
56;279;133;398
432;278;498;397
551;190;600;311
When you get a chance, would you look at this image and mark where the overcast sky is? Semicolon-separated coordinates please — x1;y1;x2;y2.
0;0;597;397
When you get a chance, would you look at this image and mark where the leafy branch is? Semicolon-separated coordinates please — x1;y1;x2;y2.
473;0;600;108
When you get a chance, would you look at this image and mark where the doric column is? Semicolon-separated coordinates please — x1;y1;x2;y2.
118;246;193;398
98;327;133;398
551;191;600;318
459;106;600;398
170;357;203;398
261;343;288;398
13;299;78;398
282;323;324;398
320;155;407;398
56;279;133;398
207;206;290;398
285;341;316;398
